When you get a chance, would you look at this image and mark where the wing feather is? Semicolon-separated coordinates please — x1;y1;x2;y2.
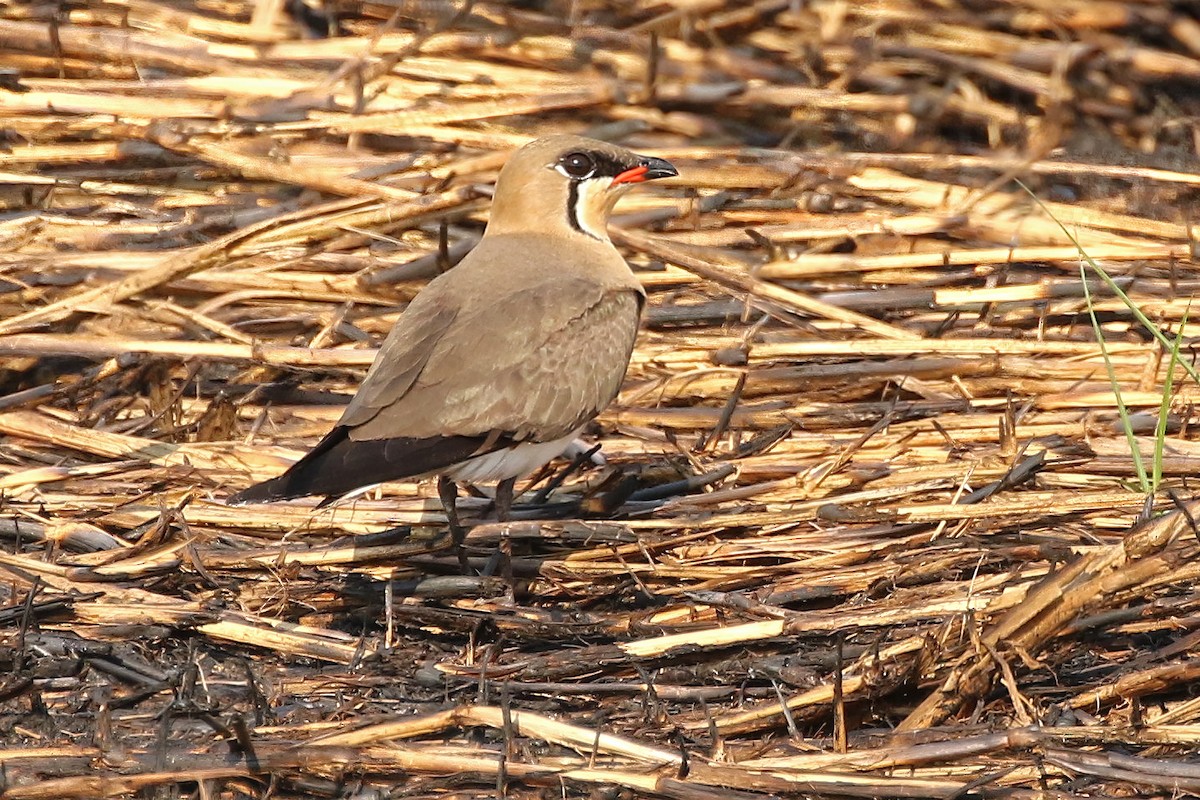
351;282;641;443
230;280;641;503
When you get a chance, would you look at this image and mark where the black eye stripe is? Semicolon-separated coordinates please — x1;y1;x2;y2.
558;150;630;180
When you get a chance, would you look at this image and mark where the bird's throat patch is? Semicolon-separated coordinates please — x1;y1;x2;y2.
566;177;613;241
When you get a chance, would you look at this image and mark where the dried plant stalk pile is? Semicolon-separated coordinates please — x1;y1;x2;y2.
4;1;1200;797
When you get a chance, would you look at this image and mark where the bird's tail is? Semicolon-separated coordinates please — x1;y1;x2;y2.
226;425;352;506
226;475;295;506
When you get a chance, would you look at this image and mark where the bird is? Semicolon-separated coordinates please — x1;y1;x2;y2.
228;134;677;560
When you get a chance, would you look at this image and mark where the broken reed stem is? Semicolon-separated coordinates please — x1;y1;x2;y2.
4;1;1200;797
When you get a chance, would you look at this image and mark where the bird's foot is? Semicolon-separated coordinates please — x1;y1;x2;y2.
438;476;472;575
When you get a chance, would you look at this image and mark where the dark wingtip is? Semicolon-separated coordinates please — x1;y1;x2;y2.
226;477;287;506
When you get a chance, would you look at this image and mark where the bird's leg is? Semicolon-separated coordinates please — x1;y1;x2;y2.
438;476;470;573
495;477;517;589
495;477;516;522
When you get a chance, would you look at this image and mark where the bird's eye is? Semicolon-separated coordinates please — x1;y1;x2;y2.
559;151;596;179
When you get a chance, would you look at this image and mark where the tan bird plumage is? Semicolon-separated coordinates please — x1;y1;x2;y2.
228;135;677;537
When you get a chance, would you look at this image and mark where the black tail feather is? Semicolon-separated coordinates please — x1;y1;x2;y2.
226;426;508;506
226;474;296;506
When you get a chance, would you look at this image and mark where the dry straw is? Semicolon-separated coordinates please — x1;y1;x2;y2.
3;0;1200;797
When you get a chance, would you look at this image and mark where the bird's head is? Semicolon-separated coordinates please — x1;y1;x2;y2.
485;135;677;241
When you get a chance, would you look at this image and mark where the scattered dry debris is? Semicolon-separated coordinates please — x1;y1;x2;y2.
3;1;1200;797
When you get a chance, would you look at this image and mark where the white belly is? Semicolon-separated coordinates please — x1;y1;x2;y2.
445;431;580;484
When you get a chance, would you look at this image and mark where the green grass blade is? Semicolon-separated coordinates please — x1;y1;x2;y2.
1080;263;1149;493
1153;306;1189;493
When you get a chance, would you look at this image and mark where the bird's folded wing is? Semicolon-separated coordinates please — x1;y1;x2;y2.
344;280;642;445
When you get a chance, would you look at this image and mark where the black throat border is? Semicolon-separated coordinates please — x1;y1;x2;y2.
566;179;602;241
